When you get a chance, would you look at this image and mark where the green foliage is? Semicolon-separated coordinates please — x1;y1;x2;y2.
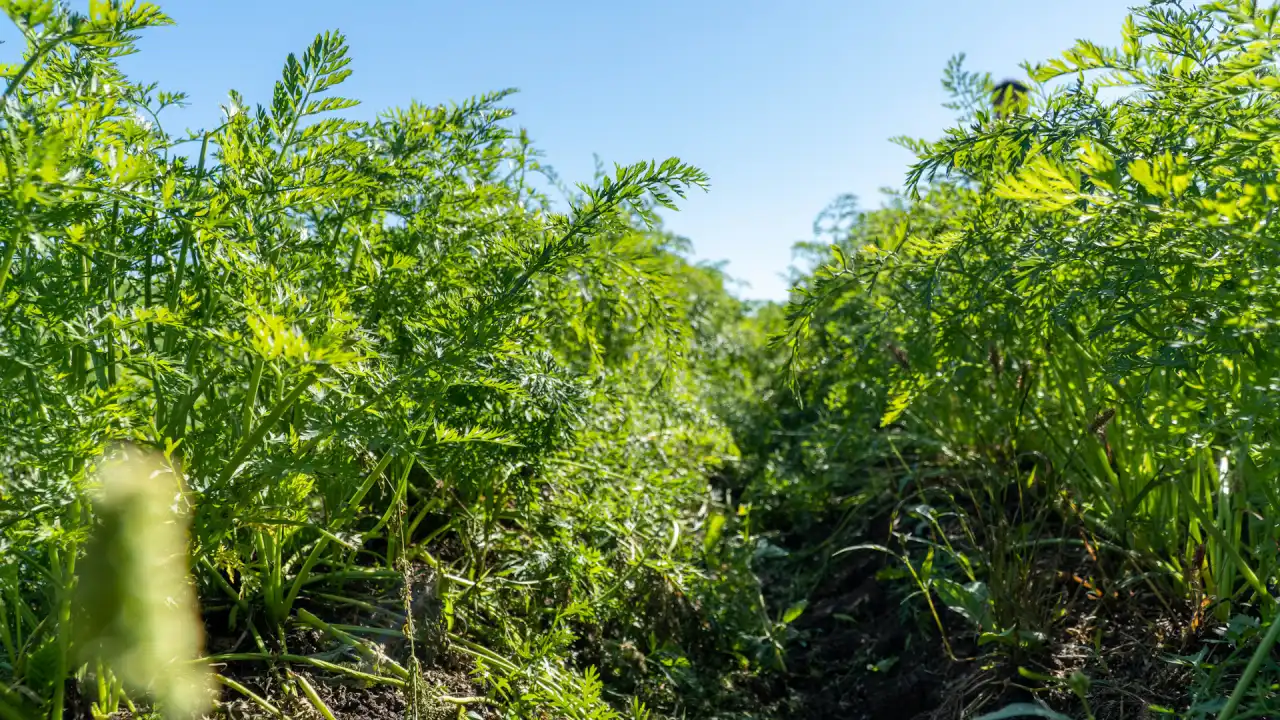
29;0;1280;717
0;3;771;719
763;0;1280;716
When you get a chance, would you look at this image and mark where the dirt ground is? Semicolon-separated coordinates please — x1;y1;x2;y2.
744;483;1210;720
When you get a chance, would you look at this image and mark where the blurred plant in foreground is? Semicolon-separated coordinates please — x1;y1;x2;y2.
75;446;212;720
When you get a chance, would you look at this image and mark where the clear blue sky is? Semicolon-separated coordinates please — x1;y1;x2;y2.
6;1;1135;300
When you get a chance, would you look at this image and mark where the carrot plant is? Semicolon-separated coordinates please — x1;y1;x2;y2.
0;2;781;718
27;0;1280;717
770;0;1280;714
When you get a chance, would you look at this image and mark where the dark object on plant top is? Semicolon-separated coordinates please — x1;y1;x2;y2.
992;79;1029;118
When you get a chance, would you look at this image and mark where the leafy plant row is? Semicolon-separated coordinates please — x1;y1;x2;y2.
0;2;782;719
770;0;1280;715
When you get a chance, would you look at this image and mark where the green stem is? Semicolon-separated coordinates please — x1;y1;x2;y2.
241;357;265;434
49;499;80;720
104;201;121;388
214;675;287;719
0;235;17;301
292;672;338;720
218;370;319;486
203;654;404;687
95;659;109;718
1177;482;1270;603
295;609;408;679
163;132;211;352
1219;607;1280;720
0;596;15;667
284;451;396;613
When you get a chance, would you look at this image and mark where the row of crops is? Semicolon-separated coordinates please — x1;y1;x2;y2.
5;1;1280;719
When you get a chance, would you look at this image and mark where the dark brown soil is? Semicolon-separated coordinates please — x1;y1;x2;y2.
752;485;1206;720
769;538;966;720
197;565;493;720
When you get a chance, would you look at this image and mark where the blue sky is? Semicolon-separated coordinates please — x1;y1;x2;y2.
7;1;1135;300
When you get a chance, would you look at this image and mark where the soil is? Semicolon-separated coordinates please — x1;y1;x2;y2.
196;566;493;720
737;480;1209;720
778;547;960;719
